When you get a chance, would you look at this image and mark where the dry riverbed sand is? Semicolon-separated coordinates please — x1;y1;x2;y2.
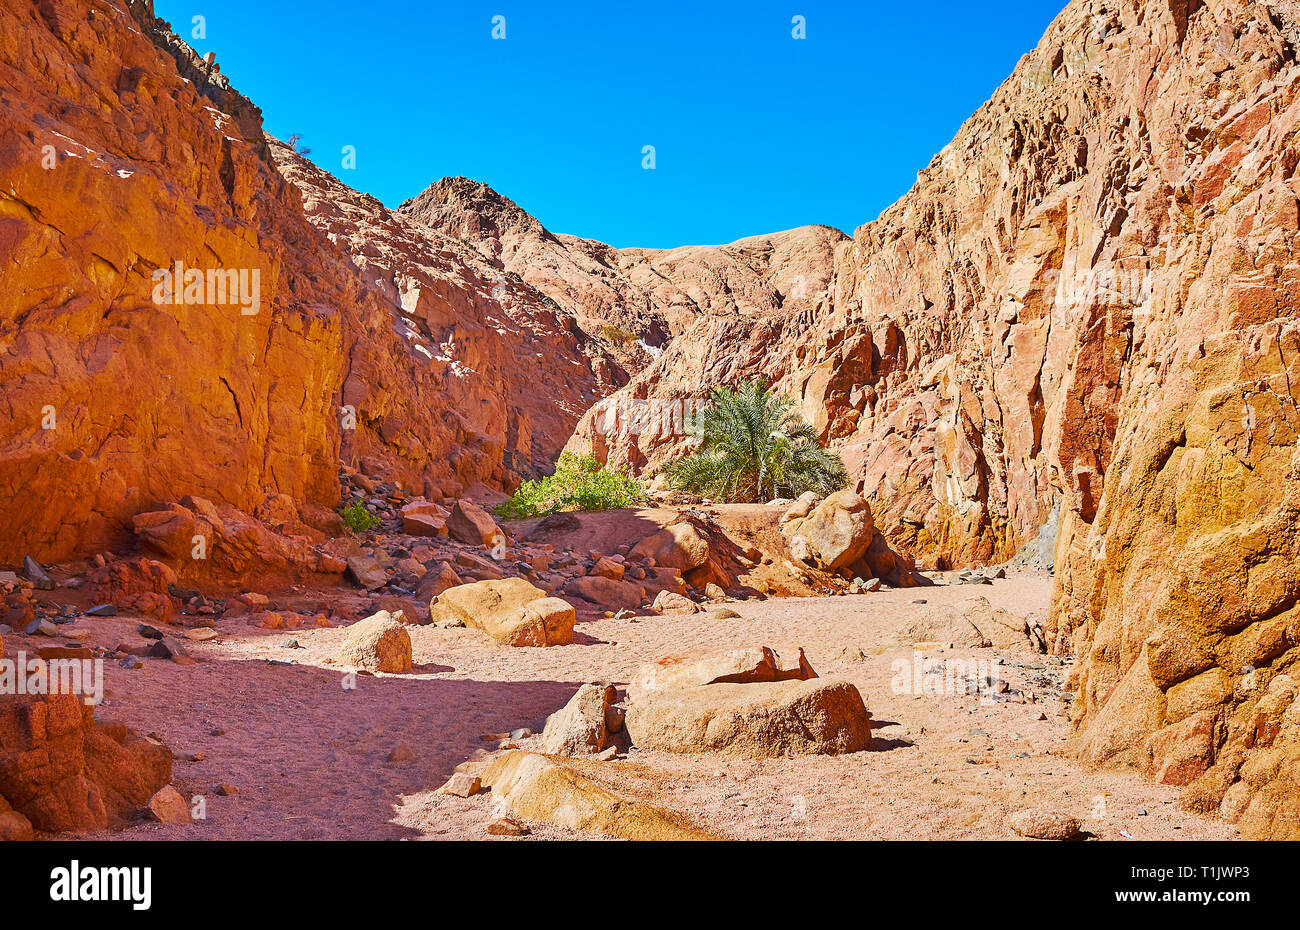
66;573;1238;841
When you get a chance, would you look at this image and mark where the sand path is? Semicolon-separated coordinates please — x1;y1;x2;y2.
65;573;1238;840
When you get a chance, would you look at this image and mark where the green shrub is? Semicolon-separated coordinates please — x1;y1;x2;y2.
341;500;381;533
661;378;847;502
496;452;645;519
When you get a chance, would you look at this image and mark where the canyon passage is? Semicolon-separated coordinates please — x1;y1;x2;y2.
1;0;1298;842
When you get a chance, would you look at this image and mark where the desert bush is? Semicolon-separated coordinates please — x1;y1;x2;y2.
341;500;381;533
496;452;645;519
600;325;638;345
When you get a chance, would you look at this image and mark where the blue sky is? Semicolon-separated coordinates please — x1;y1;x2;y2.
155;1;1064;248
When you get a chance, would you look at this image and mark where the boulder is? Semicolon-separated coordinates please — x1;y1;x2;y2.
437;772;482;797
781;489;874;570
625;678;871;758
487;816;530;836
539;684;618;756
447;500;503;547
0;797;34;841
345;554;389;591
588;557;624;580
147;785;192;824
565;575;645;611
338;611;413;672
478;751;717;840
0;694;172;833
1009;809;1082;840
416;561;462;600
629;522;709;571
430;578;574;646
652;590;699;615
896;598;1045;652
21;556;55;590
401;500;448;537
780;491;820;524
453;550;504;580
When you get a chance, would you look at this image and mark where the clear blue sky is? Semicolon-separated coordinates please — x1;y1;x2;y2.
155;1;1064;248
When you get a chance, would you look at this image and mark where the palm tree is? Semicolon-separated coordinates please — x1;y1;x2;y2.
661;379;848;502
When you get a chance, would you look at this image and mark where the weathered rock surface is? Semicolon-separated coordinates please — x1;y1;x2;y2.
477;750;717;840
1009;808;1082;840
4;0;1300;839
896;597;1047;653
625;677;871;758
147;785;192;824
133;497;345;588
564;574;645;610
652;590;699;615
629;522;710;571
446;500;503;547
0;0;619;567
538;684;618;756
430;578;574;646
0;694;172;833
781;490;874;570
338;611;413;672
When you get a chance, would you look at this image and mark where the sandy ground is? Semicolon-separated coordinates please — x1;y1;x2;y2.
60;573;1239;841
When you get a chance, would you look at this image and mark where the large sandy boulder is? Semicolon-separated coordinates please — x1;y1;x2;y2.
629;522;710;571
625;678;871;758
478;751;716;840
539;684;617;756
431;578;574;646
781;490;874;570
652;590;698;615
339;611;413;672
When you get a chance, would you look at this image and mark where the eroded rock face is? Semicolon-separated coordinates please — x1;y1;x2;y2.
271;145;624;490
0;694;172;834
0;0;349;564
0;0;619;567
4;0;1299;839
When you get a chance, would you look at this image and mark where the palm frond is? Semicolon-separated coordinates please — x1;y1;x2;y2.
662;379;849;503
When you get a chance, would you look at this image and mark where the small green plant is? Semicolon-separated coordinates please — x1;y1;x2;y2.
661;378;847;502
341;500;381;533
496;452;645;519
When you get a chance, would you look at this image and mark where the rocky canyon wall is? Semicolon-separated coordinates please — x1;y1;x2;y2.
0;0;347;563
0;0;621;565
